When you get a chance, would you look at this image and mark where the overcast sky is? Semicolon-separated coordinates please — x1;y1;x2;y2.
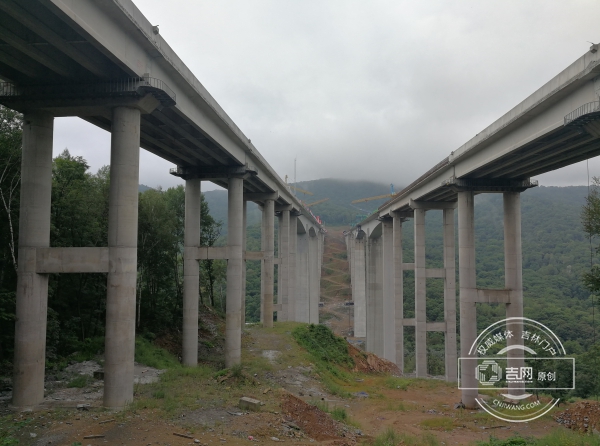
53;0;600;191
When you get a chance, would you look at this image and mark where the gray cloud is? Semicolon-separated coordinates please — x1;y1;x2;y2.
54;0;600;190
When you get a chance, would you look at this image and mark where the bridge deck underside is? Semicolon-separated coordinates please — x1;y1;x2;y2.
392;124;600;212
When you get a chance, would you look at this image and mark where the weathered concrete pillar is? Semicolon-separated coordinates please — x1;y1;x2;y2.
504;192;524;395
393;214;404;371
367;234;383;356
458;190;478;408
382;219;396;362
260;205;265;324
225;177;243;367
278;210;290;321
297;230;309;322
443;208;458;382
182;178;201;367
104;106;141;409
308;229;320;324
288;213;298;322
262;199;275;327
241;200;247;329
12;112;54;410
414;208;427;377
353;233;367;337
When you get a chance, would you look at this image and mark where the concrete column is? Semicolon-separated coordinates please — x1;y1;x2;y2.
367;235;383;356
182;178;201;367
241;201;247;329
443;208;458;382
262;200;275;327
12;112;54;409
104;106;141;409
458;190;478;408
308;230;320;324
353;235;367;337
504;192;524;395
288;213;298;322
382;219;396;362
414;208;427;378
297;231;309;322
393;214;404;371
260;205;265;324
278;210;290;321
225;177;244;367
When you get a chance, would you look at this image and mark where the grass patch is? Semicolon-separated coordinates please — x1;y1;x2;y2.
134;337;180;369
477;429;600;445
67;374;93;388
420;416;455;431
384;401;414;411
308;401;360;428
373;427;439;446
384;376;411;390
330;406;348;422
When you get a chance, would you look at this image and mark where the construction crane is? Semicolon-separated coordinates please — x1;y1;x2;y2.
284;175;314;196
305;198;329;207
351;184;396;204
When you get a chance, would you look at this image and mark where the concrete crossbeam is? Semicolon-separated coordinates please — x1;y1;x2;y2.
36;247;109;273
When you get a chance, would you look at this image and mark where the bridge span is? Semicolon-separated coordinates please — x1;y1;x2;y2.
0;0;324;410
346;43;600;408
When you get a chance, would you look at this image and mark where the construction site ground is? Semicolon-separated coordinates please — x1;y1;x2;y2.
0;228;589;446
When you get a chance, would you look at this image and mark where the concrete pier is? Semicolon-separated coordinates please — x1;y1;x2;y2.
414;208;427;377
262;199;275;327
278;210;290;321
241;200;247;329
367;234;383;356
296;230;309;322
309;228;320;324
225;177;243;367
443;208;458;382
458;190;478;408
104;106;141;409
12;112;54;410
393;214;404;371
182;178;201;367
504;192;524;394
288;213;298;321
382;219;396;363
353;233;367;337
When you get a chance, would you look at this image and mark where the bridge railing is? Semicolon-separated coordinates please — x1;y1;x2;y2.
564;101;600;125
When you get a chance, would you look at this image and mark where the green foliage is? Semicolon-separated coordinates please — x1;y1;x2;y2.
292;324;354;368
67;374;93;388
373;427;439;446
134;337;180;369
330;406;347;421
477;429;600;445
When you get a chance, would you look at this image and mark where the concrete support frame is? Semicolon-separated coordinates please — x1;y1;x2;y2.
308;228;320;324
288;213;298;321
414;209;427;377
104;106;141;409
366;234;384;357
443;208;458;382
225;177;244;367
12;112;54;409
353;233;367;337
262;199;275;327
241;201;247;329
393;214;404;371
382;219;396;363
278;210;290;321
182;178;201;366
504;192;524;395
458;190;478;408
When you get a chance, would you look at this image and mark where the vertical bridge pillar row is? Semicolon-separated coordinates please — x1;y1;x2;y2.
104;106;142;409
12;112;54;410
182;178;201;367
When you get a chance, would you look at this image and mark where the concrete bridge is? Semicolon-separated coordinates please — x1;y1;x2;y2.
0;0;324;410
346;43;600;408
